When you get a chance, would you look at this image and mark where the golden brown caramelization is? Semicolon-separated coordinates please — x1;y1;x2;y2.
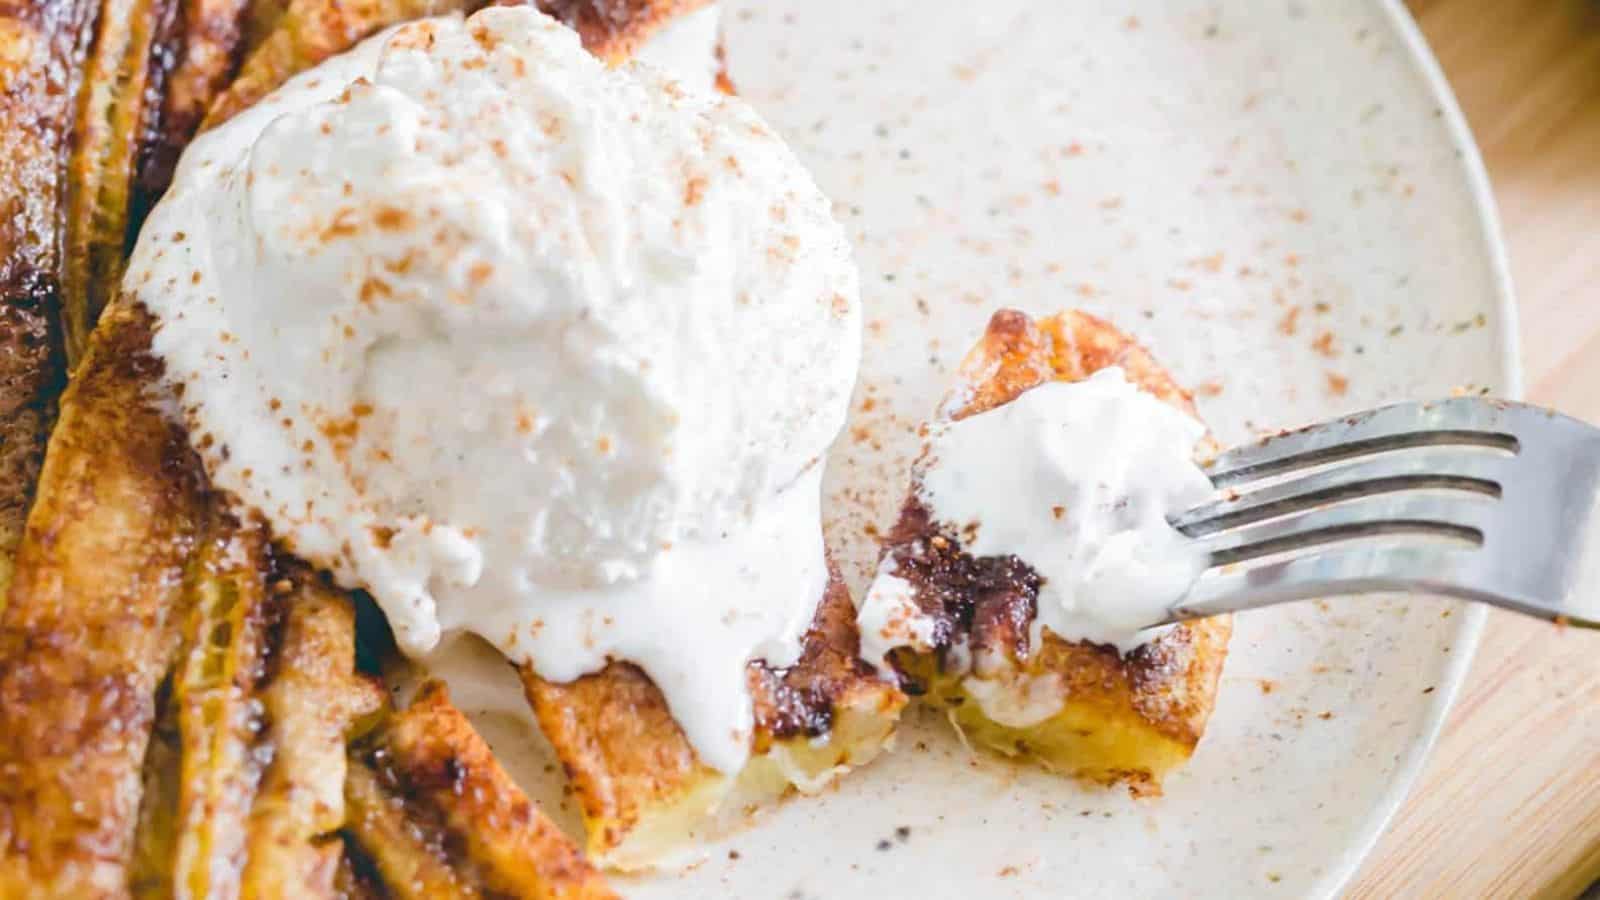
0;309;612;895
0;0;94;597
0;303;204;897
59;0;165;365
237;578;386;897
208;0;714;128
130;0;255;213
523;567;906;869
62;0;259;366
876;309;1231;794
349;681;615;899
535;0;711;64
0;2;746;893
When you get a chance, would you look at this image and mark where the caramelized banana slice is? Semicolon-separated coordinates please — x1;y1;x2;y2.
207;0;715;127
168;517;274;898
522;569;905;870
131;0;254;209
2;1;726;892
343;761;475;899
57;0;256;365
59;0;169;366
378;681;615;899
0;304;205;896
872;309;1232;794
0;307;380;896
0;0;89;598
241;580;385;898
344;684;615;899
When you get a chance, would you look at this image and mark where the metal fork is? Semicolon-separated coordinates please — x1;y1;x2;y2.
1165;397;1600;628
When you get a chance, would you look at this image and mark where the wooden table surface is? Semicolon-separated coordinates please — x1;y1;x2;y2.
1348;1;1600;896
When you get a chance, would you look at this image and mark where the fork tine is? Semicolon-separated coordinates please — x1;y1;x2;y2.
1191;494;1491;565
1208;398;1521;488
1166;398;1600;631
1169;544;1483;622
1172;450;1507;536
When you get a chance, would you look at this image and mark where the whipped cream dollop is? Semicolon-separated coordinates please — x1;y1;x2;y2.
127;6;860;773
862;367;1213;664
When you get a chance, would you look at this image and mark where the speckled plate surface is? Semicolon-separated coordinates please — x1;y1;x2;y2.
474;1;1518;896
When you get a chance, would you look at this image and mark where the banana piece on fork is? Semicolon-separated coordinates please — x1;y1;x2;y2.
859;309;1233;795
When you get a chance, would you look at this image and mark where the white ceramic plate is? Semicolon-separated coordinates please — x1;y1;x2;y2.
470;1;1519;896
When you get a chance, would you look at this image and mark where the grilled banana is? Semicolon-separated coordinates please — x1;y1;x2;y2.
207;0;713;128
522;567;906;870
240;579;384;898
130;0;254;212
0;303;612;895
873;309;1232;794
0;1;790;893
348;681;615;899
0;0;94;598
59;0;168;366
0;304;204;897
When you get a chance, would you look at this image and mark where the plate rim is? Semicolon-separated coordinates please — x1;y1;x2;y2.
1316;2;1522;895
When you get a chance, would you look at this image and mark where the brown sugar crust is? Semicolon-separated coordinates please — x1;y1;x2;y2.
0;303;205;894
0;0;723;891
883;308;1231;751
748;566;885;746
358;680;615;899
0;304;613;893
0;0;90;597
131;0;256;219
522;564;905;856
209;0;714;128
536;0;713;65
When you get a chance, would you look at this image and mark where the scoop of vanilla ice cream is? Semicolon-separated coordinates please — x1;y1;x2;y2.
128;7;859;771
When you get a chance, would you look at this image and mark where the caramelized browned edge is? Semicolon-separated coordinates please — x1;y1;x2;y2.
882;308;1231;747
535;0;714;64
0;0;95;597
0;0;252;557
0;305;204;894
0;0;730;889
130;0;256;231
522;565;905;852
208;0;717;129
360;680;616;899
